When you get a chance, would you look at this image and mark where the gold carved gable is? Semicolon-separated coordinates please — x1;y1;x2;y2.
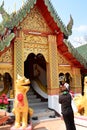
23;34;49;62
58;51;70;65
19;6;52;33
0;48;12;63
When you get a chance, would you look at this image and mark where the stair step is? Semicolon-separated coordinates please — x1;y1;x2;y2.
8;87;58;123
29;101;48;107
27;95;37;99
31;108;56;124
27;88;56;122
27;91;35;95
34;108;55;116
33;109;55;117
28;98;41;103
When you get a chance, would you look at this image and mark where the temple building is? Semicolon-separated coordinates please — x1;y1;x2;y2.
0;0;87;113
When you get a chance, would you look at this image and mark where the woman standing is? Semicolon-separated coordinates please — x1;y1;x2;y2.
59;85;76;130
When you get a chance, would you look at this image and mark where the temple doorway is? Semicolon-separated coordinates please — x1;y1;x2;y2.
0;73;12;96
59;72;72;90
24;53;47;96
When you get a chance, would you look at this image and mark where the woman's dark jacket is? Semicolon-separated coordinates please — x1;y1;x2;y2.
59;91;73;115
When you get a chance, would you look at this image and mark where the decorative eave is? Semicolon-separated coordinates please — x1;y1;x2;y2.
0;0;73;51
44;0;73;36
76;44;87;61
64;40;87;69
0;33;15;51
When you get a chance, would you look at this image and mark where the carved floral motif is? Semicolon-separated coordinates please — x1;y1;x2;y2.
23;34;47;44
58;52;70;65
0;48;12;63
19;6;52;33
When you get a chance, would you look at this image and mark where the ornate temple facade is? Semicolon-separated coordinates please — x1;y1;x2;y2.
0;0;87;112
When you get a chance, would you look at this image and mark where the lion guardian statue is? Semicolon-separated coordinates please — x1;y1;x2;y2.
12;75;33;128
74;76;87;116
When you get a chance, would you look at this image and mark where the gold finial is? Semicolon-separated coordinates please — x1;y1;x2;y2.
22;0;24;7
14;2;16;13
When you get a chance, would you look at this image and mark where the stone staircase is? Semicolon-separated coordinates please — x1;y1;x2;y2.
7;87;58;124
27;87;57;122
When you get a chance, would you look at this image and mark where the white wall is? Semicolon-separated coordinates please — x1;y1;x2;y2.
48;94;78;115
48;95;62;115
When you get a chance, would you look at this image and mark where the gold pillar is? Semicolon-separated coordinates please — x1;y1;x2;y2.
47;35;59;95
72;67;81;93
14;38;24;85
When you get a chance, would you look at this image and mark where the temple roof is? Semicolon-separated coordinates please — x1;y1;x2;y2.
0;0;73;36
0;0;87;69
0;0;73;51
62;40;87;68
76;44;87;62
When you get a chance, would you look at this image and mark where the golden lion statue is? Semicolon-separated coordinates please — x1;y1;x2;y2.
74;76;87;116
12;75;33;128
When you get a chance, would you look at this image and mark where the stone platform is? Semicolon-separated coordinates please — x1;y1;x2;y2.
0;125;11;130
75;115;87;127
10;124;32;130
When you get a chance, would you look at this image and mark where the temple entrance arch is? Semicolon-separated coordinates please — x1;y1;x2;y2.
0;72;12;95
59;72;72;90
24;53;47;95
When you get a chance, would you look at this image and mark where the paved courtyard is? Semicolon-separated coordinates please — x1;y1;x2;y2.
0;117;87;130
32;118;87;130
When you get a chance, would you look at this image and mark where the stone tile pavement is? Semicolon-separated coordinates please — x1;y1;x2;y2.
32;118;87;130
0;125;11;130
0;117;87;130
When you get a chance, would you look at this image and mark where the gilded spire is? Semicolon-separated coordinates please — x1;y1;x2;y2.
14;2;16;13
22;0;24;7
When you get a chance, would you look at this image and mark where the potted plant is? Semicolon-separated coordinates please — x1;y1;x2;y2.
0;94;9;110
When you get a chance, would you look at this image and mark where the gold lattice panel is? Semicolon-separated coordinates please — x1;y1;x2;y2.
14;40;24;79
48;35;59;88
72;68;81;88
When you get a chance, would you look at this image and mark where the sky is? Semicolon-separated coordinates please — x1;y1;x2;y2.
0;0;87;48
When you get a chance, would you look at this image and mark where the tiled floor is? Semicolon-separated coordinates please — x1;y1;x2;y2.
0;116;87;130
75;115;87;127
32;118;87;130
